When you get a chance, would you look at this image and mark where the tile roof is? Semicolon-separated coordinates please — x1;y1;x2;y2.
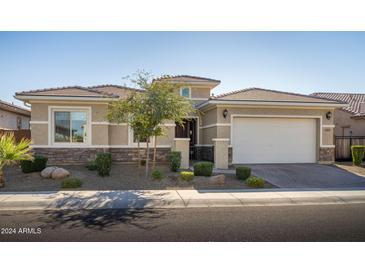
15;86;119;98
88;84;145;92
214;87;345;103
0;99;30;116
154;75;221;83
311;92;365;117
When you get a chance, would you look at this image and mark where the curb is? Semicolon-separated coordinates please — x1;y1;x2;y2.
1;189;365;210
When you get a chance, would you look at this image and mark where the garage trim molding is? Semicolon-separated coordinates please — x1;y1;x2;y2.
229;114;334;148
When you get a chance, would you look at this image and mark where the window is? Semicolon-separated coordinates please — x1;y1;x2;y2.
54;111;87;143
180;87;191;98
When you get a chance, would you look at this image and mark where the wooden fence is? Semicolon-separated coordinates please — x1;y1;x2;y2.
0;129;31;143
335;136;365;161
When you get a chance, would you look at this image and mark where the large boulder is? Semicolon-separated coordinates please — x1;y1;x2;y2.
208;174;225;184
41;167;58;178
51;168;70;180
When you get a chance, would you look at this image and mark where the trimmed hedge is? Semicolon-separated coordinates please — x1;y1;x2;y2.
193;161;213;177
151;169;164;180
180;171;194;181
169;151;181;172
61;177;82;189
32;155;48;172
20;160;33;173
351;145;365;166
96;152;112;176
20;155;48;173
236;166;251;180
246;176;265;188
86;160;97;171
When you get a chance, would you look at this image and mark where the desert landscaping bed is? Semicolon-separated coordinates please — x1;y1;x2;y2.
1;164;274;192
334;162;365;177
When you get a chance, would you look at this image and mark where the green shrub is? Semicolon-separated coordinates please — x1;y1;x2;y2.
180;171;194;181
86;160;97;171
96;152;112;176
31;155;48;172
193;161;213;177
151;169;164;180
351;145;365;166
20;155;48;173
236;166;251;180
169;151;181;172
61;177;82;189
20;160;33;173
246;176;265;188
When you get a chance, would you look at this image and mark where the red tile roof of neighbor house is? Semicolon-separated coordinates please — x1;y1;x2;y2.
0;99;30;116
311;92;365;117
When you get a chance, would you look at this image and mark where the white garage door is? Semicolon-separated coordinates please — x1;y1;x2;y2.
232;117;317;164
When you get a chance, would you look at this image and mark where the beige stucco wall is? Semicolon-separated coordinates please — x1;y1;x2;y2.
156;126;174;146
201;108;218;126
30;124;48;145
31;102;109;122
334;109;365;136
109;124;129;145
92;124;109;145
191;87;211;99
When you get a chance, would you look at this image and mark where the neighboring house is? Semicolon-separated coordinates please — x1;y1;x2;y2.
14;76;346;167
0;99;30;130
311;93;365;137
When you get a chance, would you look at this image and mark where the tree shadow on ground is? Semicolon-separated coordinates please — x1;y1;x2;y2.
40;191;168;231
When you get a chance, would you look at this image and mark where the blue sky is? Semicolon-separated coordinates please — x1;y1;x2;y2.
1;32;365;107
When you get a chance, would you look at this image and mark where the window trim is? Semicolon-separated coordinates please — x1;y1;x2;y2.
180;86;191;98
48;106;91;146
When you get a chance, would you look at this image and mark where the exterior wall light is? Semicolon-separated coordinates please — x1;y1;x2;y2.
223;109;228;119
326;111;332;120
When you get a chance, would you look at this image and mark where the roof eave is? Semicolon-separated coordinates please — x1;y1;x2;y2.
196;99;348;109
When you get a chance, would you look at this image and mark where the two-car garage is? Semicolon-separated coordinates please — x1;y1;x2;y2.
231;117;317;164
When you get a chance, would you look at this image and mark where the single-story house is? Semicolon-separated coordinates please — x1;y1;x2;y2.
0;99;30;130
14;75;346;168
311;92;365;137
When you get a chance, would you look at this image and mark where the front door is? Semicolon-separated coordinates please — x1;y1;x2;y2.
175;118;197;159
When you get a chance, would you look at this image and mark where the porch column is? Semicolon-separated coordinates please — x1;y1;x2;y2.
212;138;230;169
173;138;190;169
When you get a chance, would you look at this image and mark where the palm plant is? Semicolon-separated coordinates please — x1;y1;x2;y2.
0;133;33;187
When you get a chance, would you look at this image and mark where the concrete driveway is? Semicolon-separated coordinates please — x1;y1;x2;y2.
246;164;365;189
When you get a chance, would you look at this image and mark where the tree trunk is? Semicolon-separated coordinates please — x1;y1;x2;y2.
137;138;141;169
0;169;5;188
153;136;157;169
145;138;150;178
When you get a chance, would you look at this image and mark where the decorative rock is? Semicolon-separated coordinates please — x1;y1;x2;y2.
40;167;58;178
208;174;225;184
51;168;70;180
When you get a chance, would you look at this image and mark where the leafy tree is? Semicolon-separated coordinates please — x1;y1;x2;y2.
107;92;152;176
132;71;195;168
0;133;33;187
108;70;195;176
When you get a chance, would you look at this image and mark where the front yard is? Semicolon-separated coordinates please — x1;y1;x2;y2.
1;164;274;192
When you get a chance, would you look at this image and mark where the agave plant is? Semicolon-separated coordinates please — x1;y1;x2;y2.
0;133;33;187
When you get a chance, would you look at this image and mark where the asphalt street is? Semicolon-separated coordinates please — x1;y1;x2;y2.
1;203;365;241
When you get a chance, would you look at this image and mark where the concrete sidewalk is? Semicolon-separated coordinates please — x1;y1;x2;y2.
1;188;365;210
